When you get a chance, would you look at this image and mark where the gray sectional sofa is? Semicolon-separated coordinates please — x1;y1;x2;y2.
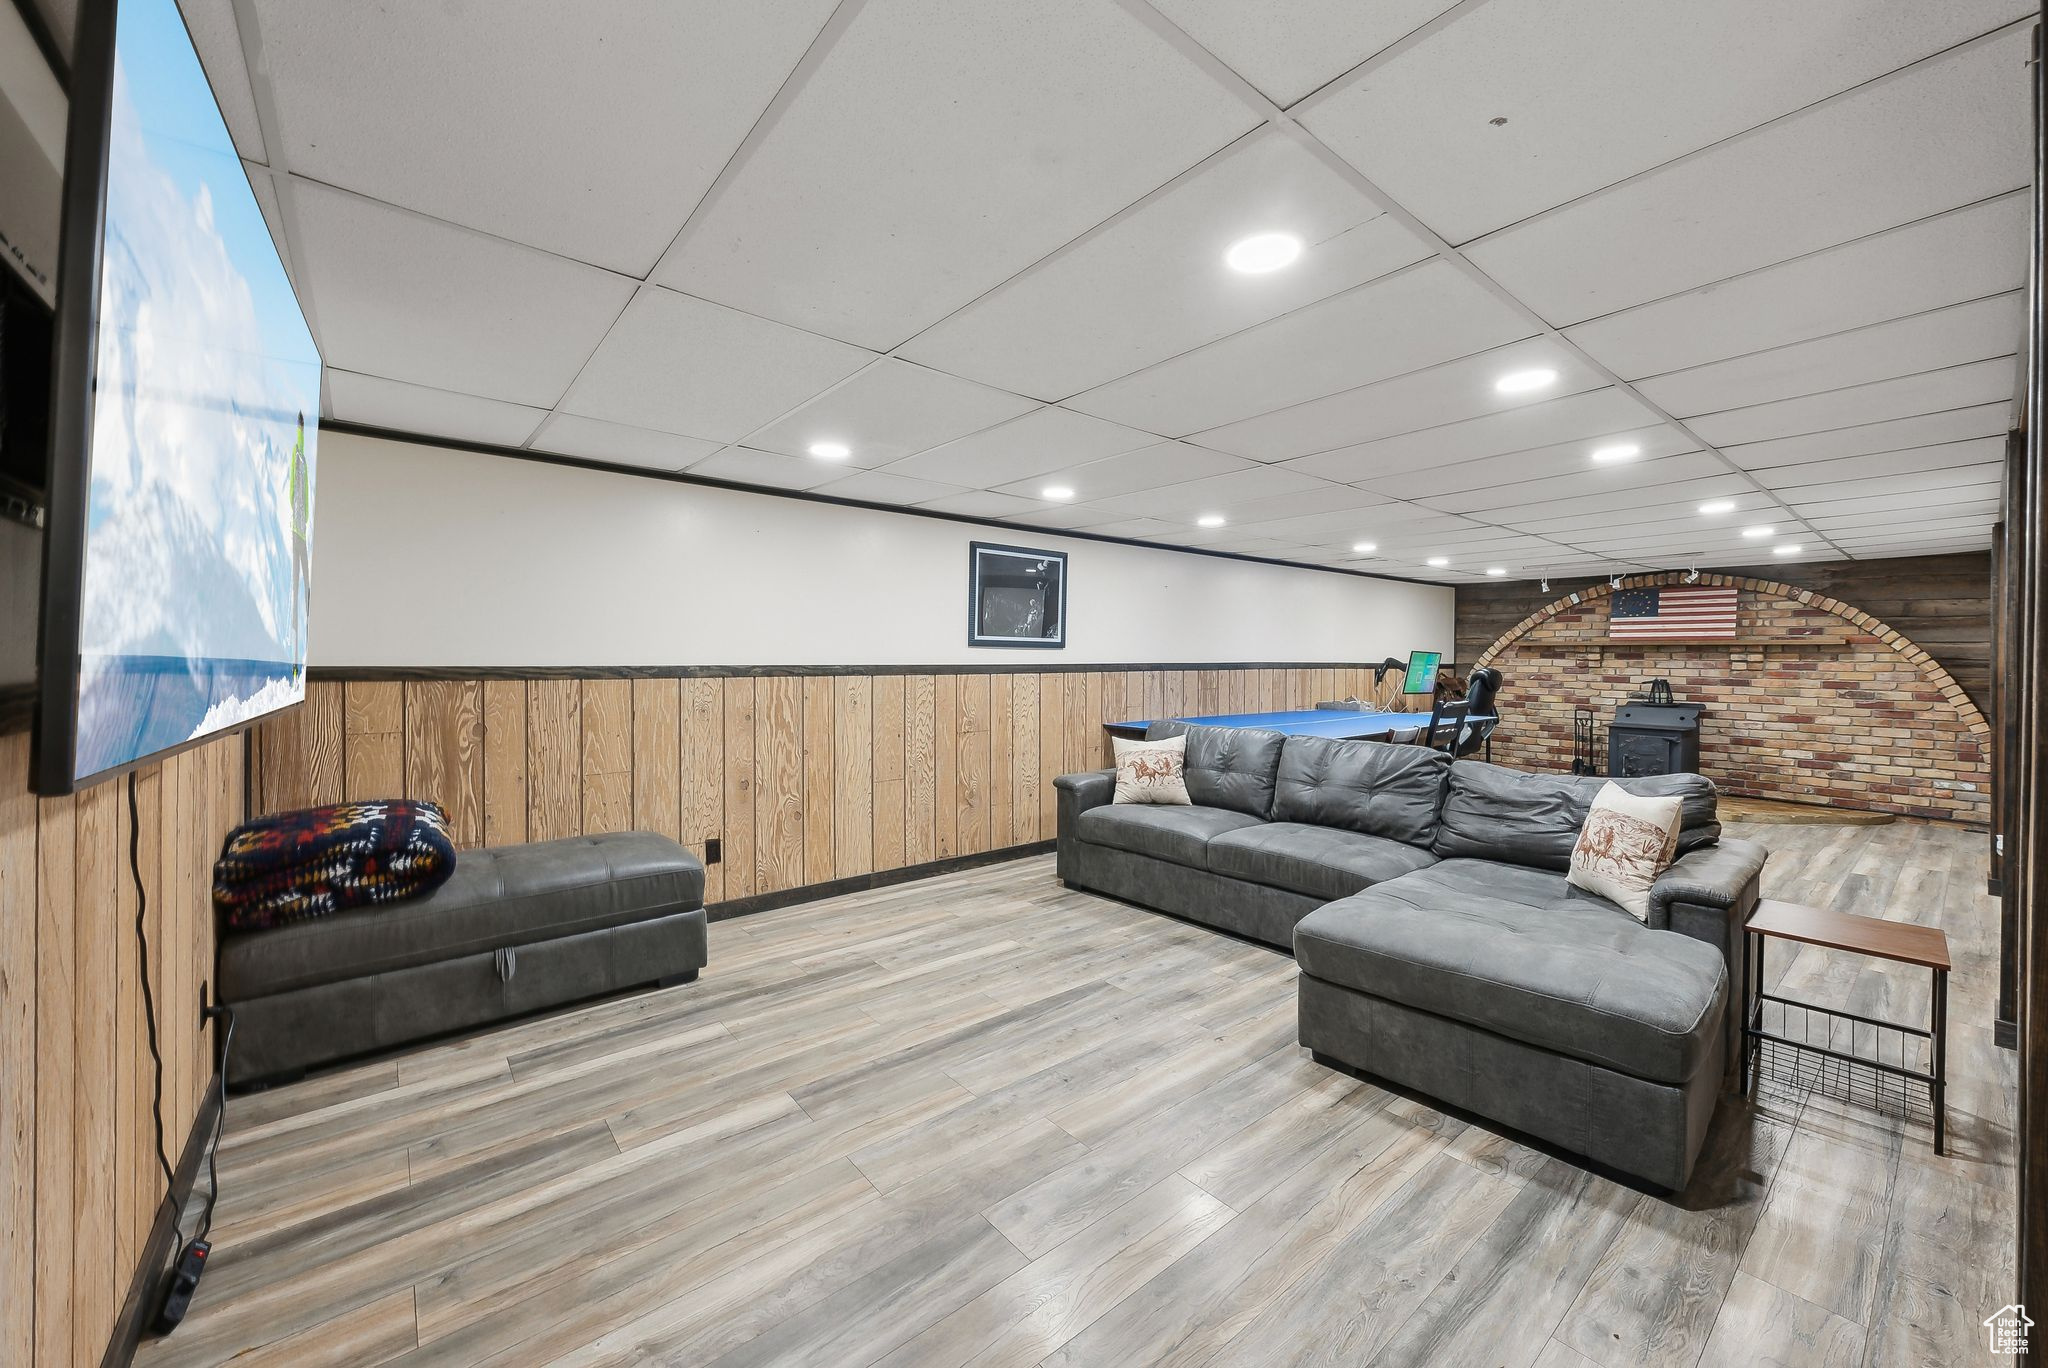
1054;727;1767;1191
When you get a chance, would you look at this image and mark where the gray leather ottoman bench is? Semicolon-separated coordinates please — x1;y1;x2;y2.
219;831;706;1087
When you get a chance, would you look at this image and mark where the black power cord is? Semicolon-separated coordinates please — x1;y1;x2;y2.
128;771;238;1335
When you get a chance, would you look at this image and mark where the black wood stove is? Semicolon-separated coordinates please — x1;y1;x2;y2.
1608;693;1704;777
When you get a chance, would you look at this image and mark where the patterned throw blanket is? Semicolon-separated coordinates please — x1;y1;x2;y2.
214;800;458;931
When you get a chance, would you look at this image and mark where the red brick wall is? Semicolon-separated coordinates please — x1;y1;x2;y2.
1475;573;1990;825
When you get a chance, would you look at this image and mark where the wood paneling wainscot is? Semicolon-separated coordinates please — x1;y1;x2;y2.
1;729;246;1366
252;665;1412;904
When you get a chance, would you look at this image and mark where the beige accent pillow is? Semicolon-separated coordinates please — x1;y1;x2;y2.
1112;735;1190;806
1568;781;1684;922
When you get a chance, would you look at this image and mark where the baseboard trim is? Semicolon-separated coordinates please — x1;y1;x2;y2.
707;842;1055;923
101;1080;223;1368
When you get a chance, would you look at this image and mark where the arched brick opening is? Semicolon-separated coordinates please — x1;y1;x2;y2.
1473;571;1989;822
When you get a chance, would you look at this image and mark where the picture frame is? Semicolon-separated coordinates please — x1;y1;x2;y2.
968;542;1066;649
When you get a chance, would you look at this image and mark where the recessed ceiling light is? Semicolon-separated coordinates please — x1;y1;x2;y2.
1197;513;1227;528
1351;541;1377;554
1426;556;1450;568
1494;368;1558;395
1040;485;1075;501
1697;500;1736;515
1224;232;1303;274
807;440;851;461
1486;567;1508;576
1773;543;1803;556
1590;443;1641;464
1740;524;1777;539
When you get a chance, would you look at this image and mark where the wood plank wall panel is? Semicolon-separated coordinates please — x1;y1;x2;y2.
250;665;1392;913
1454;551;1993;710
0;729;244;1366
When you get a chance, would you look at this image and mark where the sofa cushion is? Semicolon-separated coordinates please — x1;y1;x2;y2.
1293;860;1727;1084
1074;803;1264;869
1432;762;1719;871
1148;724;1286;819
219;832;704;1001
1272;735;1448;846
1207;823;1438;902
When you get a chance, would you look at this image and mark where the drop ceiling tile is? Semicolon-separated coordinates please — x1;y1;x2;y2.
1742;437;2006;487
288;180;637;408
1149;0;1459;106
1090;517;1193;539
1464;29;2030;325
1486;473;1758;525
1684;358;2018;447
1797;489;2002;518
654;0;1259;348
1350;425;1700;500
1080;464;1334;522
1285;387;1662;484
1421;451;1732;515
990;440;1255;506
883;406;1162;487
1721;403;2011;469
1562;193;2028;378
900;132;1430;400
250;0;840;273
811;469;967;506
915;491;1045;521
1512;497;1789;537
1810;508;1998;534
1771;463;2005;504
685;446;844;491
1001;503;1119;530
1065;261;1535;435
744;358;1037;467
1193;336;1607;462
178;0;266;161
528;414;723;472
559;287;873;443
1228;503;1417;545
1634;293;2025;417
1303;0;2026;245
325;370;547;446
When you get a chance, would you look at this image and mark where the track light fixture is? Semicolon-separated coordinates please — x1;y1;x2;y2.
1684;564;1700;584
1609;572;1623;590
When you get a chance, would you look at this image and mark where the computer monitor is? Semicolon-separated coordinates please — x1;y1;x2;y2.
1401;650;1443;696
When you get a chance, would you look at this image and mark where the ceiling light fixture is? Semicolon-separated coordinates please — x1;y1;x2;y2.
1485;567;1508;577
1494;368;1558;395
1426;556;1450;568
1590;443;1641;464
1040;485;1075;501
1740;524;1777;539
1540;577;1550;593
1697;500;1736;515
807;440;851;461
1610;572;1624;589
1774;543;1803;556
1224;232;1303;274
1351;540;1378;554
1197;513;1227;528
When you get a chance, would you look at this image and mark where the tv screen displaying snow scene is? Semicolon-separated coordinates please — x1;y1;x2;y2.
45;0;321;791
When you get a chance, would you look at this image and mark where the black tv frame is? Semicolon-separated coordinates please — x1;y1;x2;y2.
31;0;320;795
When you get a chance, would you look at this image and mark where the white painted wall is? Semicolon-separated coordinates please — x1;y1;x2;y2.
308;432;1454;667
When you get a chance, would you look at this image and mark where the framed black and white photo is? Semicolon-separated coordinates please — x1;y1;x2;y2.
968;542;1066;649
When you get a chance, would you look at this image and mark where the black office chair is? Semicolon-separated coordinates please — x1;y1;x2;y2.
1421;699;1470;753
1452;667;1502;761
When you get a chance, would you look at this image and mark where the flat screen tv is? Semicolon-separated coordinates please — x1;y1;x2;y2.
34;0;321;795
1401;649;1442;697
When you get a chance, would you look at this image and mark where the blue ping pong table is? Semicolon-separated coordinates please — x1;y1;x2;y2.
1102;708;1494;744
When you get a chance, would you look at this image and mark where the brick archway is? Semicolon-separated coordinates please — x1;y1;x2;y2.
1471;571;1989;822
1475;571;1989;738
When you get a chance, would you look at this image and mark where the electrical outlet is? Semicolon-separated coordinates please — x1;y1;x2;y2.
705;838;722;866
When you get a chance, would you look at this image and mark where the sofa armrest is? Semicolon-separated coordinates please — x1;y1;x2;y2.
1054;769;1115;824
1649;836;1767;1089
1648;837;1768;933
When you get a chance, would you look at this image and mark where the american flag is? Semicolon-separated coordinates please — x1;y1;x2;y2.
1610;585;1738;639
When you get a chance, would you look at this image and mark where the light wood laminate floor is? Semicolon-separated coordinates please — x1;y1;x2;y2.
137;819;2013;1367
